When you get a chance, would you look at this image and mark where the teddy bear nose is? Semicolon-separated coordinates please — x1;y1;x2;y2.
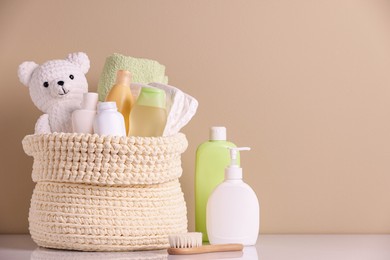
57;81;64;86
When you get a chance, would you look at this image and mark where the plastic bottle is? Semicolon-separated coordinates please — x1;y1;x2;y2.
195;127;238;242
72;92;98;134
105;70;134;134
94;102;126;137
206;147;259;246
129;87;167;137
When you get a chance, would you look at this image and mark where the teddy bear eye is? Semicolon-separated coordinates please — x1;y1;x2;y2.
43;82;49;88
69;74;74;80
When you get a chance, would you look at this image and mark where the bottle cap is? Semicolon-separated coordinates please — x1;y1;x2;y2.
97;101;117;112
82;92;98;110
115;70;131;86
225;147;251;180
209;126;226;141
136;87;166;108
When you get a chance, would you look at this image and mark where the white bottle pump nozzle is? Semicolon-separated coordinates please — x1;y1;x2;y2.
226;147;251;180
207;145;259;246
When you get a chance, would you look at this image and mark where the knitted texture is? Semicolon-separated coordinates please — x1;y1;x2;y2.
18;52;90;133
22;133;188;251
97;53;168;101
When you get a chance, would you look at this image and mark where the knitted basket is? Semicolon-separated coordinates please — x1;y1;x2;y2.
22;132;188;252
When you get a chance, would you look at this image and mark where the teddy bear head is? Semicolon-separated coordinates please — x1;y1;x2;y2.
18;52;90;113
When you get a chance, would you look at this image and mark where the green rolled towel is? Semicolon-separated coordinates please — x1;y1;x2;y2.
97;53;168;101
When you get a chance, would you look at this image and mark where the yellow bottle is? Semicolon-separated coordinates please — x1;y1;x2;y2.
105;70;134;134
129;87;167;137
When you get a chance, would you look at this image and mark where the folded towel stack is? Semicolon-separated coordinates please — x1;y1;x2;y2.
98;53;169;101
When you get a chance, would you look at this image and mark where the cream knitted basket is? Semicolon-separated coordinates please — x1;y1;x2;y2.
22;132;188;252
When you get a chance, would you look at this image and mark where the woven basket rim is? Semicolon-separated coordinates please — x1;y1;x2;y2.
23;132;186;146
22;132;188;185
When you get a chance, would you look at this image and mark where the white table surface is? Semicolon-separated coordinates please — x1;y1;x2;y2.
0;234;389;260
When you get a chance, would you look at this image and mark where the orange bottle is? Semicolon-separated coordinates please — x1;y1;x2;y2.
105;70;134;134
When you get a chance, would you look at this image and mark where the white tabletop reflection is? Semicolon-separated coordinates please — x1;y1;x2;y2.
2;235;390;260
30;244;258;260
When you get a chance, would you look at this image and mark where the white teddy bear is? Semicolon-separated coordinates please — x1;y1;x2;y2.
18;52;90;134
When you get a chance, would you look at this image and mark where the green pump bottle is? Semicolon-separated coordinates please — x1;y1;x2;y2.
195;126;239;242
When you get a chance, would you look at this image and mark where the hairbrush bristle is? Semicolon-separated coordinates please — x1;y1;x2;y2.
168;232;202;248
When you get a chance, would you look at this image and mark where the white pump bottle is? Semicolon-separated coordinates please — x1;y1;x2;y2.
206;147;260;246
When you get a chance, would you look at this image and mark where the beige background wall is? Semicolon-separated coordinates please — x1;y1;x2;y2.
1;0;390;234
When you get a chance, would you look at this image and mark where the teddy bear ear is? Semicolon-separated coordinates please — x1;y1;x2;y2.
67;52;90;74
18;61;39;87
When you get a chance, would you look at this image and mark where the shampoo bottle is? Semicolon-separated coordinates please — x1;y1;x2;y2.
105;70;134;134
94;102;126;137
195;127;238;242
72;92;98;134
129;87;167;137
207;147;259;246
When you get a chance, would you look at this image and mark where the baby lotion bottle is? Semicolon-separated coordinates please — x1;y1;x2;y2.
195;127;238;242
207;147;259;246
105;70;134;134
129;87;167;137
94;102;126;137
72;92;98;134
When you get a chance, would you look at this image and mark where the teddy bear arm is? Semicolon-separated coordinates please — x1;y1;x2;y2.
34;114;51;134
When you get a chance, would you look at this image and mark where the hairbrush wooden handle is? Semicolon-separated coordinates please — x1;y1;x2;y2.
167;243;244;255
